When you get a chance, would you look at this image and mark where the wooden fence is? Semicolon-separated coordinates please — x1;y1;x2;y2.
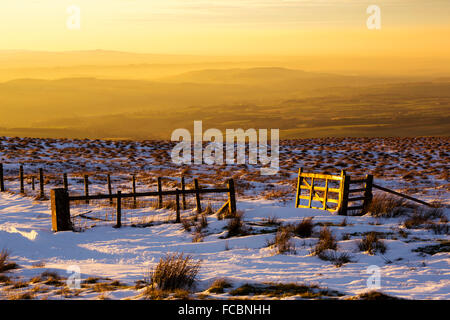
51;178;237;232
0;163;47;198
295;168;431;216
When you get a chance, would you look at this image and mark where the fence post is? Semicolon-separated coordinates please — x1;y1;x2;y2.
51;188;72;232
0;163;4;192
157;177;163;208
338;170;349;216
181;176;186;210
295;168;302;208
107;174;112;205
194;179;202;214
362;174;374;214
19;165;24;194
175;189;181;223
323;178;329;210
39;168;45;199
132;174;137;206
114;190;122;228
227;179;237;214
63;173;68;191
31;176;35;191
84;175;89;204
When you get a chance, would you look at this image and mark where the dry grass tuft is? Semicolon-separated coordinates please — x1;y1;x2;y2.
225;212;248;238
207;278;232;294
313;227;337;255
148;253;201;291
358;232;387;255
293;217;314;238
0;249;19;273
270;227;296;254
317;250;353;267
355;290;400;300
368;194;409;217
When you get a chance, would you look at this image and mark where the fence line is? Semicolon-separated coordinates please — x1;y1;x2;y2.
51;177;237;232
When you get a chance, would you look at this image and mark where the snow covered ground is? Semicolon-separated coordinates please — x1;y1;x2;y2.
0;191;448;300
0;136;448;300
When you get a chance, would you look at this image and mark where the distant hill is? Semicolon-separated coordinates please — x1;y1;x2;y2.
161;67;357;85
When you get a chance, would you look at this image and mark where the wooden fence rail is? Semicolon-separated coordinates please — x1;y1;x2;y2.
51;177;237;232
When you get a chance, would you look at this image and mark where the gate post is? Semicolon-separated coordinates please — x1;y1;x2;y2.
338;170;350;216
0;163;4;192
295;168;302;208
227;179;237;214
19;165;24;194
362;174;374;214
51;188;72;232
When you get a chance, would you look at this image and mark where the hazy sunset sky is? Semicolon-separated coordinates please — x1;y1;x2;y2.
1;0;449;56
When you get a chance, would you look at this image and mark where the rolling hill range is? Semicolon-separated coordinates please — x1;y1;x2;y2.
0;69;448;139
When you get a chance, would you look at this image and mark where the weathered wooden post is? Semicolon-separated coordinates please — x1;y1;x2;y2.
31;176;35;191
181;176;186;210
323;178;329;210
194;179;202;214
107;174;112;205
338;170;349;216
63;173;68;191
0;163;4;192
84;175;89;204
39;168;45;199
227;179;237;214
295;168;302;208
19;165;24;194
114;191;122;228
175;189;181;223
132;174;137;206
157;177;163;209
362;174;374;214
51;188;72;232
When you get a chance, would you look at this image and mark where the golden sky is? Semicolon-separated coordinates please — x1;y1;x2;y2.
0;0;449;56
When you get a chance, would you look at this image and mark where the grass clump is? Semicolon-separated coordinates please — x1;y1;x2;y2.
368;194;409;217
293;217;314;238
143;288;169;300
229;282;343;298
92;280;125;292
355;290;400;300
404;207;445;229
40;271;64;286
425;222;449;235
413;241;450;255
262;215;281;226
313;227;337;255
0;249;19;273
317;250;353;267
148;253;201;291
7;291;35;300
358;232;387;255
207;278;232;294
270;227;296;254
225;212;248;238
